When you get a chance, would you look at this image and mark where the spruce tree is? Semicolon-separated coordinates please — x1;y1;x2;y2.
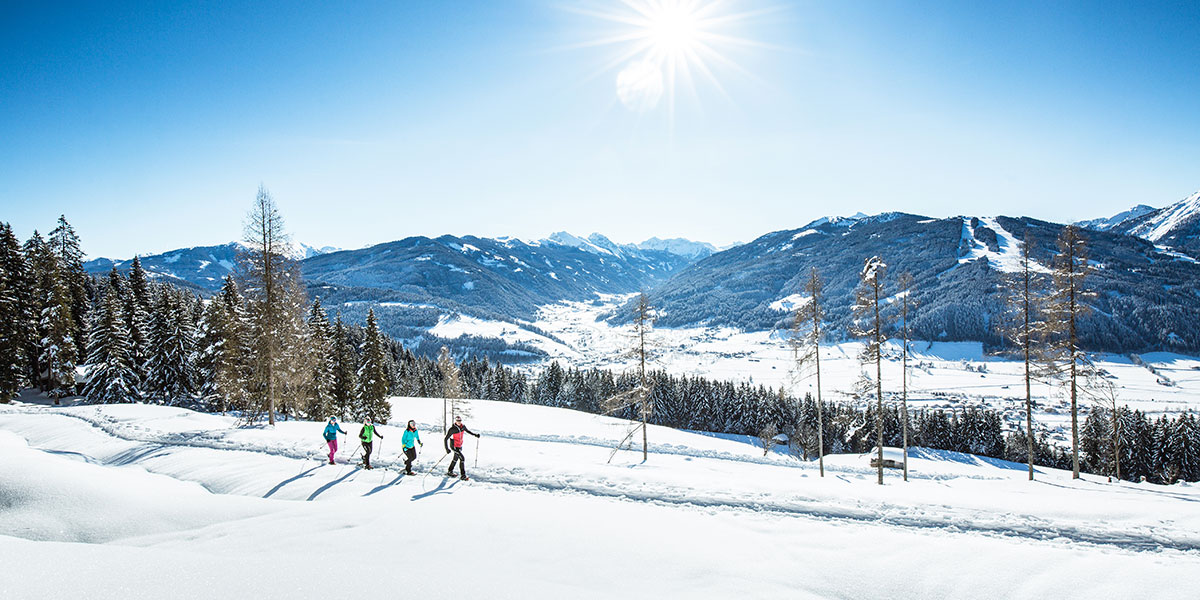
0;223;31;401
144;289;197;404
39;275;77;399
304;297;336;419
49;215;91;361
356;308;391;423
83;290;137;403
124;256;152;393
23;231;52;389
330;314;359;420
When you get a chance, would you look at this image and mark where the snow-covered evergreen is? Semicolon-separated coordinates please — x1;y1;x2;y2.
82;289;137;403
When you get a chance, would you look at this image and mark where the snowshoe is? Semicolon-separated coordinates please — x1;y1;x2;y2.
460;475;470;481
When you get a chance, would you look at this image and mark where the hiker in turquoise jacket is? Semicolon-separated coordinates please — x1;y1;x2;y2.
359;420;384;470
401;420;423;475
323;417;347;465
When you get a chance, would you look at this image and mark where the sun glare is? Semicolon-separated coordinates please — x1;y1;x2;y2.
568;0;767;116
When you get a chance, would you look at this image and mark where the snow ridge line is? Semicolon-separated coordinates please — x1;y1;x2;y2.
469;468;1200;554
405;419;1010;482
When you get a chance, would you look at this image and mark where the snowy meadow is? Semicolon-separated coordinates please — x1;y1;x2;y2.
2;394;1199;599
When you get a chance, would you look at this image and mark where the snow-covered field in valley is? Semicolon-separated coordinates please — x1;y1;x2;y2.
2;395;1198;599
420;294;1200;443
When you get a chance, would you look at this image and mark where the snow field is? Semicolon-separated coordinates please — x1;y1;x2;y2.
2;396;1199;599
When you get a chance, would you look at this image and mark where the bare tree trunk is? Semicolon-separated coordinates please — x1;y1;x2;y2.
1025;342;1034;481
1112;408;1121;481
901;329;908;482
874;279;884;486
815;323;824;478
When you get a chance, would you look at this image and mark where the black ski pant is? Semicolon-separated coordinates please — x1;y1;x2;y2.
361;441;373;468
448;447;466;477
404;447;417;472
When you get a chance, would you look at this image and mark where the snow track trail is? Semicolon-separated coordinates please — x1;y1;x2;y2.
2;399;1199;558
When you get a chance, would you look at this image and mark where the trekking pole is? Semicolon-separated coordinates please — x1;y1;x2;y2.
421;450;453;490
474;435;480;469
377;438;384;466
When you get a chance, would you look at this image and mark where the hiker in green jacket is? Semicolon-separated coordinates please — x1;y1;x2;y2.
359;420;384;470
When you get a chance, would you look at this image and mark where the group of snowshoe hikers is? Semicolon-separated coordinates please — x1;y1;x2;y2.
321;415;480;480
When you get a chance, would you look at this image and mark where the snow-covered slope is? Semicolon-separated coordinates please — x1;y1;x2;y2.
2;396;1198;599
2;396;1200;597
1115;190;1200;250
1077;204;1157;231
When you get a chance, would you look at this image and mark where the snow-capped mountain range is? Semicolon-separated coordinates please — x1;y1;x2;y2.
84;189;1200;355
624;210;1200;353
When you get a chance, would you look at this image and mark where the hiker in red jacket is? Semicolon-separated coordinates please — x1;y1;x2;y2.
443;415;480;480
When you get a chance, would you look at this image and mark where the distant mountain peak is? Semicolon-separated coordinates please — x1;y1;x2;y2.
1077;204;1157;232
637;237;718;259
1120;190;1200;243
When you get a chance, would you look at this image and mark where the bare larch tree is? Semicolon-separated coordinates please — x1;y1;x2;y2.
1044;225;1093;479
240;184;306;425
1000;232;1046;481
852;256;888;485
790;266;826;477
896;271;915;482
603;292;656;462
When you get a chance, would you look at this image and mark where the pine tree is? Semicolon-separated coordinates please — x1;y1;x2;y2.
0;223;31;401
356;308;391;423
1043;225;1094;479
83;290;137;403
852;256;888;485
790;266;826;477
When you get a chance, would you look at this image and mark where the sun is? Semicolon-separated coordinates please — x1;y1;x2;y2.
567;0;768;117
644;1;703;57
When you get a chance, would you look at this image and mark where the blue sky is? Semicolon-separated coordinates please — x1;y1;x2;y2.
2;0;1198;258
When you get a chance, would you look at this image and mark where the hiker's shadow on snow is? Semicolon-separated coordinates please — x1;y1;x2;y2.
307;469;358;501
410;478;460;501
365;473;404;496
264;466;321;499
